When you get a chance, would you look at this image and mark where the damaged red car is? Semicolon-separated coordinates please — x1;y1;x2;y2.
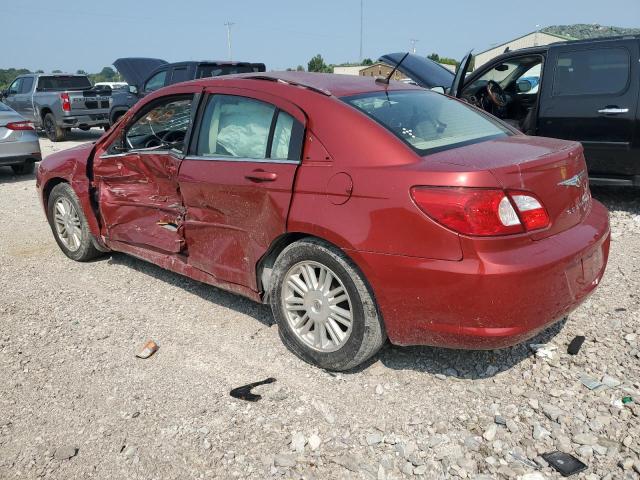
36;72;610;370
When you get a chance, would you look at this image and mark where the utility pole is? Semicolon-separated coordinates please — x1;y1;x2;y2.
359;0;363;62
224;21;235;61
410;38;419;54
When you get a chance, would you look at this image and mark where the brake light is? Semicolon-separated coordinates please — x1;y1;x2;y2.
6;121;35;131
410;187;550;236
60;93;71;112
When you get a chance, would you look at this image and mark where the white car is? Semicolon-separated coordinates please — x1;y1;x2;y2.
94;82;129;90
0;102;42;174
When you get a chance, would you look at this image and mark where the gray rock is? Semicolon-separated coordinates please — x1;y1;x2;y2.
573;433;598;446
483;424;497;442
532;424;551;440
308;434;321;451
375;384;384;395
464;435;482;452
541;403;564;422
367;432;383;446
291;432;306;453
601;375;622;388
494;415;507;425
54;446;77;461
333;455;360;472
274;454;296;468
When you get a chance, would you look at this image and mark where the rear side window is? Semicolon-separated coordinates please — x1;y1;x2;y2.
552;47;630;96
196;95;303;160
145;70;167;92
170;67;189;84
37;76;91;91
344;90;510;155
20;77;34;94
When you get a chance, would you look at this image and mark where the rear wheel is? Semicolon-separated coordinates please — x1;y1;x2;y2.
47;183;101;261
43;113;66;142
11;162;35;175
269;238;386;371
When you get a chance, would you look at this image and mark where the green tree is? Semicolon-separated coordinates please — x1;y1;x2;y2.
52;69;63;73
307;54;330;73
76;69;87;75
362;58;373;65
427;53;440;62
0;68;30;90
296;65;305;71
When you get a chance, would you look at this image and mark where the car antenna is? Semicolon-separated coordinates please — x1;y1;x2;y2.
376;52;410;86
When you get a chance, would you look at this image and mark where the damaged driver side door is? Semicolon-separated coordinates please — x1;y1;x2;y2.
92;93;196;253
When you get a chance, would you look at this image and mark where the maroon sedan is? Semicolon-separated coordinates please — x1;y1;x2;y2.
36;72;610;370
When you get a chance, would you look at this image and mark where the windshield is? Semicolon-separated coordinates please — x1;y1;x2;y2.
344;90;511;154
37;76;92;91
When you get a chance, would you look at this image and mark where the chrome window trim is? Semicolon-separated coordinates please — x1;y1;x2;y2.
99;148;185;160
184;155;298;165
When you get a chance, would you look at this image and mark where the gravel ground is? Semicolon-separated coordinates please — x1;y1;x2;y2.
1;130;639;480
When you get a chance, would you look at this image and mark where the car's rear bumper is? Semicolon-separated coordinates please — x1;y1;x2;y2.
59;113;110;128
0;132;42;165
349;200;610;349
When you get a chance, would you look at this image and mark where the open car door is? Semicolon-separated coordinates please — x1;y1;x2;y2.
92;88;198;254
449;51;474;98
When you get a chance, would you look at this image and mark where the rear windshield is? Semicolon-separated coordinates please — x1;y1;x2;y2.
196;64;256;78
37;76;92;91
344;90;511;155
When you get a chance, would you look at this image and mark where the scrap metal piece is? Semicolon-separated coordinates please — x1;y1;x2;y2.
229;378;276;402
135;340;159;359
567;336;586;355
580;374;603;391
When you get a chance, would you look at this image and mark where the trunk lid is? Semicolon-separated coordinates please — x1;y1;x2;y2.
426;136;592;240
0;105;25;143
67;89;112;114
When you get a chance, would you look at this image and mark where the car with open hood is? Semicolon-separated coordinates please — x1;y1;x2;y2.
108;58;266;125
36;72;610;370
381;35;640;187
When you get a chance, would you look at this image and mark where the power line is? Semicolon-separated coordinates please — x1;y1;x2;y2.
224;21;235;61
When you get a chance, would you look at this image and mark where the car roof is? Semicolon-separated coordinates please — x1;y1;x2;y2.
185;71;422;97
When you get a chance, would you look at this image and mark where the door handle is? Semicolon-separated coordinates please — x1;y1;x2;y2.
598;107;629;115
245;170;278;182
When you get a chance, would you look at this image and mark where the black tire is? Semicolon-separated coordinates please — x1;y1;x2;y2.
11;162;35;175
269;238;386;371
47;183;101;261
43;113;66;142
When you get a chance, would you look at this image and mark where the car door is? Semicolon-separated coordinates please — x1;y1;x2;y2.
3;78;22;111
178;88;306;290
14;76;35;120
538;39;639;177
92;89;198;253
142;68;168;97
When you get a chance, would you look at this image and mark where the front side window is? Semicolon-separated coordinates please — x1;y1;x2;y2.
8;78;22;94
125;97;193;151
145;70;167;92
553;47;630;96
345;90;511;155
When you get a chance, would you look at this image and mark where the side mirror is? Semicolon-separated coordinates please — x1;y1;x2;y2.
430;86;446;94
128;85;138;95
517;79;533;93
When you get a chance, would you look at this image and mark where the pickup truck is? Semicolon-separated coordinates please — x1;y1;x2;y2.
382;35;640;187
107;58;266;125
1;73;111;142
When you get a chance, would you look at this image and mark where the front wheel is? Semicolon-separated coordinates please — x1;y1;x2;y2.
269;238;386;371
47;183;101;261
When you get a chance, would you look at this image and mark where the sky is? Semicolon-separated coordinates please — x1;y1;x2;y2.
2;0;638;73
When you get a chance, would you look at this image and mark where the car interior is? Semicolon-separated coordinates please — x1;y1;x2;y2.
461;55;543;134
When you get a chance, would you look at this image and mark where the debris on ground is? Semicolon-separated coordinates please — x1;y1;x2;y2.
567;335;585;355
542;451;588;476
580;374;603;390
135;340;159;359
529;343;558;360
229;378;276;402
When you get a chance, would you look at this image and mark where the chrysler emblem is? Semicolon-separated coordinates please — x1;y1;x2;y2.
558;170;586;188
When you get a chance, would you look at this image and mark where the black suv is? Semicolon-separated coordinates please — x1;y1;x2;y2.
109;58;266;125
382;35;640;186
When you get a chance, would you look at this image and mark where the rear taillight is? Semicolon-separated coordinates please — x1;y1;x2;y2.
6;121;35;131
410;187;550;236
60;93;71;112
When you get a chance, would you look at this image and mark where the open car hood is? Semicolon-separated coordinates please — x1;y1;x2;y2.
113;57;168;88
378;53;455;89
